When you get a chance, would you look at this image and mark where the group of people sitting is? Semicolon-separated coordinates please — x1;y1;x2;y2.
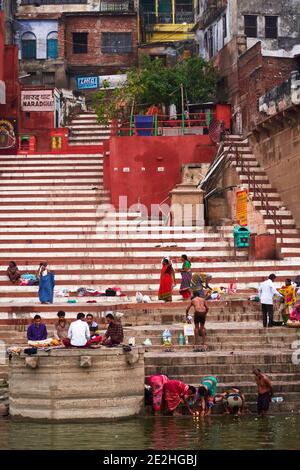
146;369;273;417
27;311;124;348
7;261;55;304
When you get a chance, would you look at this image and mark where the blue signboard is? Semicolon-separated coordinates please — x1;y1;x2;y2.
76;76;99;90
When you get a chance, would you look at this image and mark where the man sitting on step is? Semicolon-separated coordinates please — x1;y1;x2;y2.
102;313;123;347
27;315;47;342
63;312;90;348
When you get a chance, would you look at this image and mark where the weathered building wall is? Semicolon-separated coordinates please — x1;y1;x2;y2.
17;20;58;59
238;42;296;131
196;0;300;133
62;14;138;69
9;347;145;421
236;0;300;53
250;110;300;229
259;70;300;117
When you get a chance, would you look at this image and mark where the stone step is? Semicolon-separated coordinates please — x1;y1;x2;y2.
69;139;110;145
145;361;300;375
0;154;103;160
145;373;300;383
145;351;297;366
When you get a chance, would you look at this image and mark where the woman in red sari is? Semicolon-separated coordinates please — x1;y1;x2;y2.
148;374;169;414
158;258;176;302
163;379;196;415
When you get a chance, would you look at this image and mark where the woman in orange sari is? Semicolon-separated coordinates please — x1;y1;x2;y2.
158;258;176;302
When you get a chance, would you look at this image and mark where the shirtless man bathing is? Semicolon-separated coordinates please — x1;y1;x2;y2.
253;368;273;416
186;292;209;351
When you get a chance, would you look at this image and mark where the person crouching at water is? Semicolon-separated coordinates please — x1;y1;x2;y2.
102;313;124;347
148;374;169;415
218;387;245;415
186;292;209;351
163;379;196;415
253;369;273;416
195;376;218;416
37;262;55;304
7;261;21;284
27;314;48;341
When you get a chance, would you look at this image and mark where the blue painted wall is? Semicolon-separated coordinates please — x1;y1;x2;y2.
17;20;58;59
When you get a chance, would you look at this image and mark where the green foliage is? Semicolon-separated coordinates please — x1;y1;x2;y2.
92;55;217;124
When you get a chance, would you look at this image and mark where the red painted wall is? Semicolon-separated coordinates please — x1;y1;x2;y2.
0;14;20;155
0;12;4;83
108;135;216;210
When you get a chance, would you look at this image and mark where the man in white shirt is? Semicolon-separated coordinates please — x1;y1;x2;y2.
258;274;283;327
67;312;90;347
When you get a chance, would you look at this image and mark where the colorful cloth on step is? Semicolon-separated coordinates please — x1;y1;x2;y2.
163;379;189;412
290;304;300;321
148;374;169;412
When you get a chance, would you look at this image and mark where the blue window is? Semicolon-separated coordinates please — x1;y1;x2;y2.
21;32;37;59
47;32;58;59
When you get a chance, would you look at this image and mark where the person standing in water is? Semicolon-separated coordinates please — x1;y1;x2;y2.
253;369;273;416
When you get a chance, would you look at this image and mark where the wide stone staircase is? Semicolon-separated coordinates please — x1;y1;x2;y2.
68;112;112;146
0;137;300;414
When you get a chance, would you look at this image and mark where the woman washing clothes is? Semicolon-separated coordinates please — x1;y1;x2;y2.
37;262;55;304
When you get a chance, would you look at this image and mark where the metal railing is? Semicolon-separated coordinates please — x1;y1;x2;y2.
142;8;195;26
99;1;135;12
115;112;215;137
201;133;284;251
233;141;283;243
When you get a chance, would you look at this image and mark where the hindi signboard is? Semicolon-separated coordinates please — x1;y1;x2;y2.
236;189;248;227
21;90;54;112
77;76;99;90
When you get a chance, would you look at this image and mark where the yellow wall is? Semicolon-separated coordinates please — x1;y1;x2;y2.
143;0;196;43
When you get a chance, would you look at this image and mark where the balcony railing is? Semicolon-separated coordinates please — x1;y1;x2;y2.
99;1;135;12
143;9;195;26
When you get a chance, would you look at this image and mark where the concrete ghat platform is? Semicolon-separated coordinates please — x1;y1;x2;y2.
9;347;144;422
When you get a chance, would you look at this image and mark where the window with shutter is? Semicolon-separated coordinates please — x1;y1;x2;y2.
73;32;88;54
101;33;132;54
244;15;257;38
47;32;58;59
265;16;278;39
21;32;37;59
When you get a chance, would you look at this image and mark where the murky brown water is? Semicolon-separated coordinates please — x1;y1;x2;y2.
0;415;300;450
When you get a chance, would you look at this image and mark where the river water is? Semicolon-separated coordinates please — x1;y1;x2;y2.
1;415;300;450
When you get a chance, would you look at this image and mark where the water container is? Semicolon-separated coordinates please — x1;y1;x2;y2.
178;332;185;346
162;329;172;346
272;397;284;403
